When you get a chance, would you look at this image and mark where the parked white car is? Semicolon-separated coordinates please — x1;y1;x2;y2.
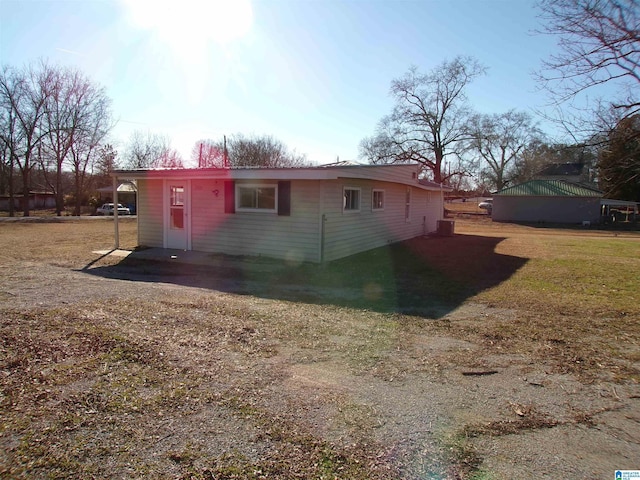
478;199;493;213
96;203;130;216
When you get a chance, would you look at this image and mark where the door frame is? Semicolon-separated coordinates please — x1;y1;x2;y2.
163;179;191;250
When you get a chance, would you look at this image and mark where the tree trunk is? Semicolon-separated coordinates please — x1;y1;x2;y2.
8;154;15;217
56;161;63;216
74;170;82;216
433;148;444;184
21;166;29;217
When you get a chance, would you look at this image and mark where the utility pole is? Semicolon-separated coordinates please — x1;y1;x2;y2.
223;135;229;168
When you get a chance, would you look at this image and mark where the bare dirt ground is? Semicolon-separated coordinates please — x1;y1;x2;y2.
1;217;639;479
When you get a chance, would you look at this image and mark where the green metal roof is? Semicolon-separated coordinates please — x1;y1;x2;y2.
495;180;602;197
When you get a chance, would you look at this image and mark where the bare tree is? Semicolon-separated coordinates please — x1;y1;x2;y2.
466;110;543;191
1;61;114;216
94;144;118;180
191;139;225;167
40;67;113;215
190;134;308;168
0;62;53;216
124;131;176;169
0;68;21;216
536;0;640;118
360;57;486;183
68;88;112;216
599;114;640;200
510;139;557;183
40;67;72;215
158;148;184;168
0;140;8;197
228;134;308;167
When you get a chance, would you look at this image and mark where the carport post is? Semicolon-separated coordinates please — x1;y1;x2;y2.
113;174;119;249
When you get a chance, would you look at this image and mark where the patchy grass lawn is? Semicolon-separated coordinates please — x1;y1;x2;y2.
1;218;639;479
445;200;490;216
0;217;138;266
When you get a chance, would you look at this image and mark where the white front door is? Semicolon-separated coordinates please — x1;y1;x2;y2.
166;182;189;250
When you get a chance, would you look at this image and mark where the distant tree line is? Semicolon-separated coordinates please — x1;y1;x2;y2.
0;61;114;216
360;0;640;202
0;61;311;217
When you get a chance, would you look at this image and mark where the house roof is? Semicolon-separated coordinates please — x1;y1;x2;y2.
113;163;453;192
318;160;364;167
96;181;137;193
418;178;445;189
601;199;640;210
494;180;602;197
536;162;585;177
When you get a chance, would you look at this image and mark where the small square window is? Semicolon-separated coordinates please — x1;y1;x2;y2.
372;189;385;210
343;187;360;212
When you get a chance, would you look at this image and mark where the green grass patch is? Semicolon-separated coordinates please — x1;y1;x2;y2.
476;236;640;316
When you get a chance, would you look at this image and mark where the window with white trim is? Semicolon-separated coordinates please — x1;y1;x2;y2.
372;189;385;211
343;187;361;212
236;184;277;212
405;187;411;222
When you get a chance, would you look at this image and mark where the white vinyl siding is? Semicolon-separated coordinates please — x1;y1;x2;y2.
137;179;164;248
423;188;443;233
190;179;321;262
132;170;445;263
333;164;419;185
322;180;437;262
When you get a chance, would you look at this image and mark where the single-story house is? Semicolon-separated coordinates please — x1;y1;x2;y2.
97;181;137;213
0;191;56;211
492;179;603;224
111;163;450;263
535;162;592;184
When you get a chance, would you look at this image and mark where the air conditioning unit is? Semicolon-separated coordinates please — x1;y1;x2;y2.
437;220;455;237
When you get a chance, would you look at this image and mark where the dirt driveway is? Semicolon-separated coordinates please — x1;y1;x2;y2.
1;218;639;479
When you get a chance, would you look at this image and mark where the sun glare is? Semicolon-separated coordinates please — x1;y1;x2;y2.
121;0;253;46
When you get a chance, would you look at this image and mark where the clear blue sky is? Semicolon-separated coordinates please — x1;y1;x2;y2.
2;0;565;166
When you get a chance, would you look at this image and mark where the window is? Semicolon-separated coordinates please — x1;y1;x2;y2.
343;187;361;212
405;187;411;222
171;186;184;207
226;181;291;216
170;185;184;229
372;189;385;210
236;184;277;212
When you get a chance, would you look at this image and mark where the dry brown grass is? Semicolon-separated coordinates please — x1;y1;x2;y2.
1;217;639;479
0;218;138;267
445;201;489;216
